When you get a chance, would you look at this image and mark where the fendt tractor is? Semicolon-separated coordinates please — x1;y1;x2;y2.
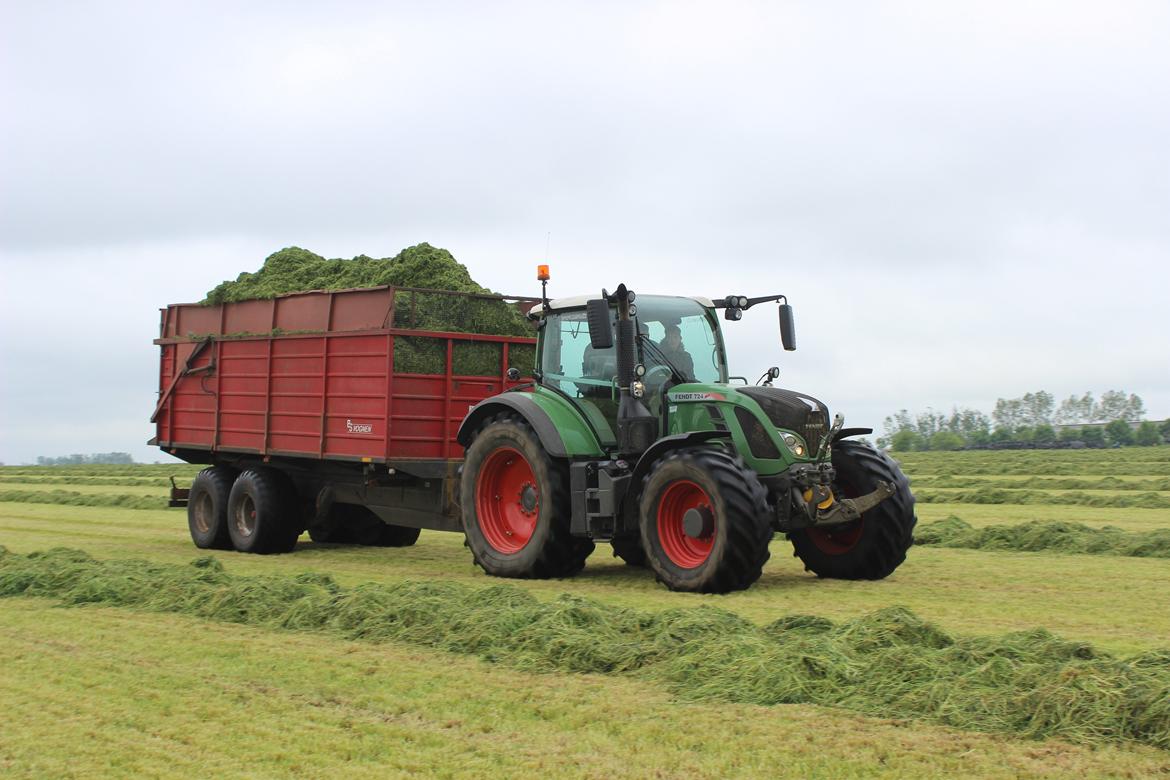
154;268;915;593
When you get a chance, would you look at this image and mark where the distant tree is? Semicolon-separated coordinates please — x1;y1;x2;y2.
1135;421;1162;446
948;407;991;441
1021;391;1055;427
967;428;991;446
992;398;1026;431
1080;427;1106;448
1058;426;1083;443
1104;419;1134;447
1093;391;1145;423
929;431;966;451
1055;392;1095;425
890;429;924;452
1014;426;1035;444
1032;424;1057;445
991;427;1014;443
1161;419;1170;441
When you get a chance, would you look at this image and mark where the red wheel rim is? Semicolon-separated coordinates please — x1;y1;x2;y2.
656;480;715;569
475;447;539;554
809;474;865;554
808;519;864;555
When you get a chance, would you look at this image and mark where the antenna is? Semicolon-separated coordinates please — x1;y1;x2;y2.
544;231;551;264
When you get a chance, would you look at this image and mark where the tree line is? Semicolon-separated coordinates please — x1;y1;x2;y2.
35;452;136;466
880;390;1168;451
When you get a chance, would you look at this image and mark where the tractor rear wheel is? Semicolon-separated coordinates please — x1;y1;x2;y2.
187;466;237;550
788;440;915;579
226;468;302;554
461;414;593;578
639;448;772;593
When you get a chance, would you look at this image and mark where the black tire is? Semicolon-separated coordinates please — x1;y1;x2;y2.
187;466;237;550
610;535;646;567
226;468;302;554
787;440;916;579
308;504;421;547
639;448;772;593
460;413;594;578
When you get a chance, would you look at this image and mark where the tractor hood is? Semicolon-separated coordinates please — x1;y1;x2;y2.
665;384;831;460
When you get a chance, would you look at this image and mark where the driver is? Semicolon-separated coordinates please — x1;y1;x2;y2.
658;324;694;379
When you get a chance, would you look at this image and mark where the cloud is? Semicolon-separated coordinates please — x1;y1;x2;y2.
1;1;1167;462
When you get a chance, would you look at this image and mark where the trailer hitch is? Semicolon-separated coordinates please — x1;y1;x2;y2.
792;481;895;527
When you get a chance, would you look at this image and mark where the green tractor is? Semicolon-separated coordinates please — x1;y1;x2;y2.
457;281;915;593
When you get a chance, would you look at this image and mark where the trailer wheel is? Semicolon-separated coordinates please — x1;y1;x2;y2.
187;466;237;550
461;414;593;578
610;535;646;567
226;468;301;554
787;440;916;579
639;448;772;593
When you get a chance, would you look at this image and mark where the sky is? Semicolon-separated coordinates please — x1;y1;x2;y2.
1;0;1168;464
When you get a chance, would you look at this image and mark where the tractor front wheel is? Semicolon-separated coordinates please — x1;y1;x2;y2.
639;448;772;593
460;414;593;578
787;440;916;579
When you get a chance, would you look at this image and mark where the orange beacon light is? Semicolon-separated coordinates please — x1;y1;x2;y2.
537;264;550;281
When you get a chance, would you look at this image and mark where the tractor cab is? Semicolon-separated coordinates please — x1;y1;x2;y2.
534;294;728;446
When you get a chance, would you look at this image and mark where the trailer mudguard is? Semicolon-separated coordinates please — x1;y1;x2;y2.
457;391;607;458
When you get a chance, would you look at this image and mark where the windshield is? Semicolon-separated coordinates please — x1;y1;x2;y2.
635;296;726;384
538;296;726;393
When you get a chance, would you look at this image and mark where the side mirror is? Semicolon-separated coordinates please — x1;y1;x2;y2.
779;304;796;351
586;299;613;349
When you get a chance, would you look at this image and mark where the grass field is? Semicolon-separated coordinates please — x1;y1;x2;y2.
2;448;1169;778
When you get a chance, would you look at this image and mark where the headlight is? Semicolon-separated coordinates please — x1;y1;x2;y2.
782;433;806;457
631;380;645;398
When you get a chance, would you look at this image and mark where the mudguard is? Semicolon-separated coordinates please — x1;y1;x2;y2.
456;391;606;458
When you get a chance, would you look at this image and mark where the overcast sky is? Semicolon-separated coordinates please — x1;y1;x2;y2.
2;1;1168;464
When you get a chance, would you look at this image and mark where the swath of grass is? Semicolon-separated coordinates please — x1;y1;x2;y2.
8;601;1169;780
1;546;1168;751
914;475;1170;491
916;488;1170;509
0;490;166;510
915;516;1170;558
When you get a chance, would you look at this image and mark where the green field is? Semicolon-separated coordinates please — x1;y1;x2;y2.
2;449;1169;778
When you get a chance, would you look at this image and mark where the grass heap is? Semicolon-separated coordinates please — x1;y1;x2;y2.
2;547;1168;750
202;243;535;375
0;491;165;510
916;487;1170;509
915;516;1170;558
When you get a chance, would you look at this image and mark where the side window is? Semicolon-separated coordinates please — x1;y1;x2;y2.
541;312;617;395
680;315;719;383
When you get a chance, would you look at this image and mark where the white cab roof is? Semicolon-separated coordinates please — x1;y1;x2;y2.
539;294;715;313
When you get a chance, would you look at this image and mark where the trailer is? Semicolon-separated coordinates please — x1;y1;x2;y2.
153;285;538;551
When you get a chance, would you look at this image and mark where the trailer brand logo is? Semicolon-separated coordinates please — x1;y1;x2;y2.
668;392;726;402
346;419;374;434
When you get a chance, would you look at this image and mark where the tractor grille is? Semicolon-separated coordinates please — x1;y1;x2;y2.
738;387;830;452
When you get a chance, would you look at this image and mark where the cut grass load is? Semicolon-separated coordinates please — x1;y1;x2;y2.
2;547;1169;751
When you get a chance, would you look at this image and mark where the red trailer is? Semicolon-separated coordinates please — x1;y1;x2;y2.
153;285;537;553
